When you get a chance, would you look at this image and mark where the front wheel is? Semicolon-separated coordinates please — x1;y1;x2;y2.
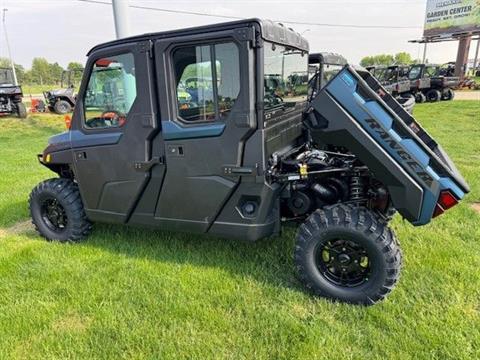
442;88;455;101
295;204;401;305
53;99;72;114
415;92;426;103
426;89;441;102
29;178;92;242
16;102;27;118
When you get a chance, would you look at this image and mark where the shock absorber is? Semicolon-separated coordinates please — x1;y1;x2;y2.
349;172;364;201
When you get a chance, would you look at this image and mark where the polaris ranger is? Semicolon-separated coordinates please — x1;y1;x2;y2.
44;68;84;114
370;65;411;96
408;64;459;102
365;65;415;114
0;68;27;118
29;19;469;305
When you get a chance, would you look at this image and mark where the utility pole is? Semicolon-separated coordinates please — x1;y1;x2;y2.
2;8;17;85
422;42;428;64
111;0;130;39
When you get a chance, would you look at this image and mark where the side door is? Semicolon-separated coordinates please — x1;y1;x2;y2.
71;42;161;223
153;28;256;233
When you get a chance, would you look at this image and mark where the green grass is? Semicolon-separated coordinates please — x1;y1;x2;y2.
0;102;479;359
21;84;58;95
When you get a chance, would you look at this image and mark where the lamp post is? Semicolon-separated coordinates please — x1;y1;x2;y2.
2;8;17;85
111;0;131;39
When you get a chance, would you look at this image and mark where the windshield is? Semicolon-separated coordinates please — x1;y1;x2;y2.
264;43;308;110
322;63;344;84
0;69;15;86
375;68;397;82
408;66;422;81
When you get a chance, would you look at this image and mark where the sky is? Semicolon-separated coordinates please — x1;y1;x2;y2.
0;0;478;69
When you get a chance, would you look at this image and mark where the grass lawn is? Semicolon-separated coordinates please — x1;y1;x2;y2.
21;84;58;95
0;101;479;359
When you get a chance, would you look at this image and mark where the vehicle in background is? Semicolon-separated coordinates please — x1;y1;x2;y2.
364;65;415;114
44;68;84;114
0;68;27;118
408;64;459;102
370;65;411;97
440;62;480;90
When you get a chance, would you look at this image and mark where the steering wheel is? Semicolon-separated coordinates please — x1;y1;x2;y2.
86;110;126;128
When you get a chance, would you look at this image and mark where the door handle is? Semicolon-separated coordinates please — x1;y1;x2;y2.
75;151;87;161
133;156;164;172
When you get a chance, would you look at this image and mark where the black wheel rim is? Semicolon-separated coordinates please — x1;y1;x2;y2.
41;197;68;233
315;239;371;287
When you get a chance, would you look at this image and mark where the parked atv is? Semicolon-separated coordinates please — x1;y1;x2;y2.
364;65;415;114
29;19;469;305
408;64;459;102
0;68;27;118
44;68;83;114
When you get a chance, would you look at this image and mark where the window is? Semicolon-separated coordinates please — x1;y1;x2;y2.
425;66;438;78
322;63;344;84
0;69;15;85
264;43;308;110
84;53;137;129
408;66;422;81
173;42;240;122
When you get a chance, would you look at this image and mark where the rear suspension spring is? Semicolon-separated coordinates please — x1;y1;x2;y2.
349;173;364;201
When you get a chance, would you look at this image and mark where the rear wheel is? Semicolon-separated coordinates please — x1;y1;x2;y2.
295;204;401;305
29;178;92;242
426;89;441;102
16;102;27;118
442;88;455;101
54;99;72;114
415;92;426;103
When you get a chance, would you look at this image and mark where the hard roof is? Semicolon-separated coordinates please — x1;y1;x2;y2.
88;18;309;55
308;52;347;66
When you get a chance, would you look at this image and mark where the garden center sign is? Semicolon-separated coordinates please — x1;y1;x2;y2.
424;0;480;37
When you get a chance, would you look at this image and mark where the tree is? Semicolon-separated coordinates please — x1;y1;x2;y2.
394;52;413;65
49;62;64;84
67;62;84;85
360;52;414;67
360;54;394;67
67;62;84;71
30;57;52;85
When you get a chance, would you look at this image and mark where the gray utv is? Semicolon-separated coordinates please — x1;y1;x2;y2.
364;65;415;114
30;19;469;305
0;68;27;118
407;63;459;103
44;68;84;114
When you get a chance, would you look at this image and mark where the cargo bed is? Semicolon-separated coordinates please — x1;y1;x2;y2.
309;65;469;225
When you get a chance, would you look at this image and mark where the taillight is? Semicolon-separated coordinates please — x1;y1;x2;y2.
432;190;459;218
416;79;421;87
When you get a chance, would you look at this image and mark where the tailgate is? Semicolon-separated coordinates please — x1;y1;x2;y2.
309;65;469;225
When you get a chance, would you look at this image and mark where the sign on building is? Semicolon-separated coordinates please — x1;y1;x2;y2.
424;0;480;37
